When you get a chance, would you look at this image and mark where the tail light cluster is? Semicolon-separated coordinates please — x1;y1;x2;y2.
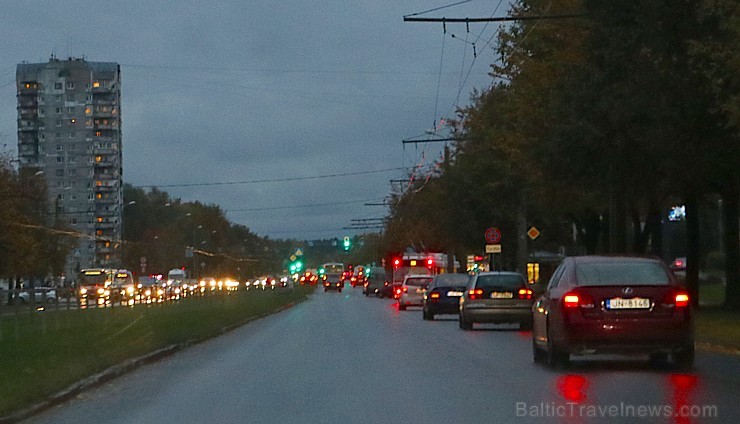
663;292;690;308
429;291;441;302
468;288;484;300
563;293;595;309
518;288;533;300
402;286;408;293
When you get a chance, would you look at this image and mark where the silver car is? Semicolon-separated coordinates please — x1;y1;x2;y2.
18;287;57;304
398;274;433;310
459;271;533;330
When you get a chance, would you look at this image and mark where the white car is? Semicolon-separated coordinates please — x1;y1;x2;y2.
398;274;433;310
18;288;57;304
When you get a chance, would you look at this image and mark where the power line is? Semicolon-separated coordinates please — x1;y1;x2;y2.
135;167;404;189
226;198;384;212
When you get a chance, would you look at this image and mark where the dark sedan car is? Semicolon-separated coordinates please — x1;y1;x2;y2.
532;256;694;369
422;273;470;320
322;273;344;292
459;271;533;330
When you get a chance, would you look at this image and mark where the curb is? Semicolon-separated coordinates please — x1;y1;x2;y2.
0;293;308;423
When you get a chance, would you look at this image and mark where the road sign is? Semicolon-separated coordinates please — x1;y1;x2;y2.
485;244;502;254
290;254;297;261
295;249;303;256
485;227;502;244
527;226;541;240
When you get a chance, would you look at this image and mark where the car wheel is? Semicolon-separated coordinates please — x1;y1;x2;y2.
422;308;433;320
533;339;547;364
673;342;695;370
546;327;569;368
459;314;473;330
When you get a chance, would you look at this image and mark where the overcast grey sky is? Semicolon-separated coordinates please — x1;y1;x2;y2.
0;0;508;240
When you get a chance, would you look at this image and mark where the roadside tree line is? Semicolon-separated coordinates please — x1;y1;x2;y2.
380;0;740;309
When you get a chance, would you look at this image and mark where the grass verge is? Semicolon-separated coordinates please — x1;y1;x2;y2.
0;286;313;417
695;308;740;354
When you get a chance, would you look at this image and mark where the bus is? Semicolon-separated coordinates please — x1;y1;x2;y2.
77;268;135;302
320;262;344;275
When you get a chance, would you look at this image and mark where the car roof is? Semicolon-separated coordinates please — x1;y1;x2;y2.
571;255;663;265
475;271;524;276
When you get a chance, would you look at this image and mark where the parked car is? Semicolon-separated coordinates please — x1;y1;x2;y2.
363;266;389;296
459;271;533;330
398;274;433;310
531;256;694;369
422;273;470;320
18;287;57;304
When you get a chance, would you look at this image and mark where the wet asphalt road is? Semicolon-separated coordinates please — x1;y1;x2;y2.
26;287;740;424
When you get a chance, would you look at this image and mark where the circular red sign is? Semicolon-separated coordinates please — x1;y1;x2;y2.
485;227;501;244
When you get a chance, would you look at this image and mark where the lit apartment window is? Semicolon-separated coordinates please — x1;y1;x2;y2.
92;81;100;88
95;131;102;137
96;230;103;236
95;156;102;162
85;107;92;115
97;217;103;223
95;181;102;187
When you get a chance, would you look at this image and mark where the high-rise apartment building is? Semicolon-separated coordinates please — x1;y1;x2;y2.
16;57;123;276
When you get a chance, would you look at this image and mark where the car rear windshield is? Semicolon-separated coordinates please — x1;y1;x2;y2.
405;277;433;287
476;274;525;289
433;274;470;287
575;261;670;286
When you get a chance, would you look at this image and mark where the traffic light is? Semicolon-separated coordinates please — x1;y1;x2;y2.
393;258;401;269
342;236;351;251
289;259;304;274
426;258;434;268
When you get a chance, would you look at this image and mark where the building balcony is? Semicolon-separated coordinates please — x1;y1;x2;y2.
93;147;117;155
94;197;118;205
93;160;116;168
95;222;117;230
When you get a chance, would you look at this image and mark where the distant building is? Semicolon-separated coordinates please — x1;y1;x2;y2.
16;56;123;277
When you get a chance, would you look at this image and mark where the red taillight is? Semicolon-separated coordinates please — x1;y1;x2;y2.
563;293;594;308
518;288;533;300
429;292;440;301
674;293;690;307
674;259;684;268
324;282;329;287
402;286;408;293
563;294;580;307
468;288;484;300
395;288;401;294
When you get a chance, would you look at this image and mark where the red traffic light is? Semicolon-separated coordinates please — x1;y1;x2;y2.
393;258;401;268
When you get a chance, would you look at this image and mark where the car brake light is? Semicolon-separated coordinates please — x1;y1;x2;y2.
429;292;440;301
468;288;484;300
674;293;690;307
395;288;401;294
518;288;533;300
402;286;408;293
563;293;594;308
563;294;580;307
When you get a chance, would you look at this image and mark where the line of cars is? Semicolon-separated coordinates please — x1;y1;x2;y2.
364;255;695;369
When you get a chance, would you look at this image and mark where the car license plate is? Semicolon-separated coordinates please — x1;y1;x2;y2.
491;292;513;299
606;297;650;309
447;291;463;297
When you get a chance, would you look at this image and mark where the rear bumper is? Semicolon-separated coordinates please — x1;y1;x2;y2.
399;294;424;306
461;306;532;324
555;318;693;355
425;300;460;314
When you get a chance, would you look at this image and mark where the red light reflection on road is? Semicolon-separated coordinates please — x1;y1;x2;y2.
556;374;590;403
668;373;698;424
